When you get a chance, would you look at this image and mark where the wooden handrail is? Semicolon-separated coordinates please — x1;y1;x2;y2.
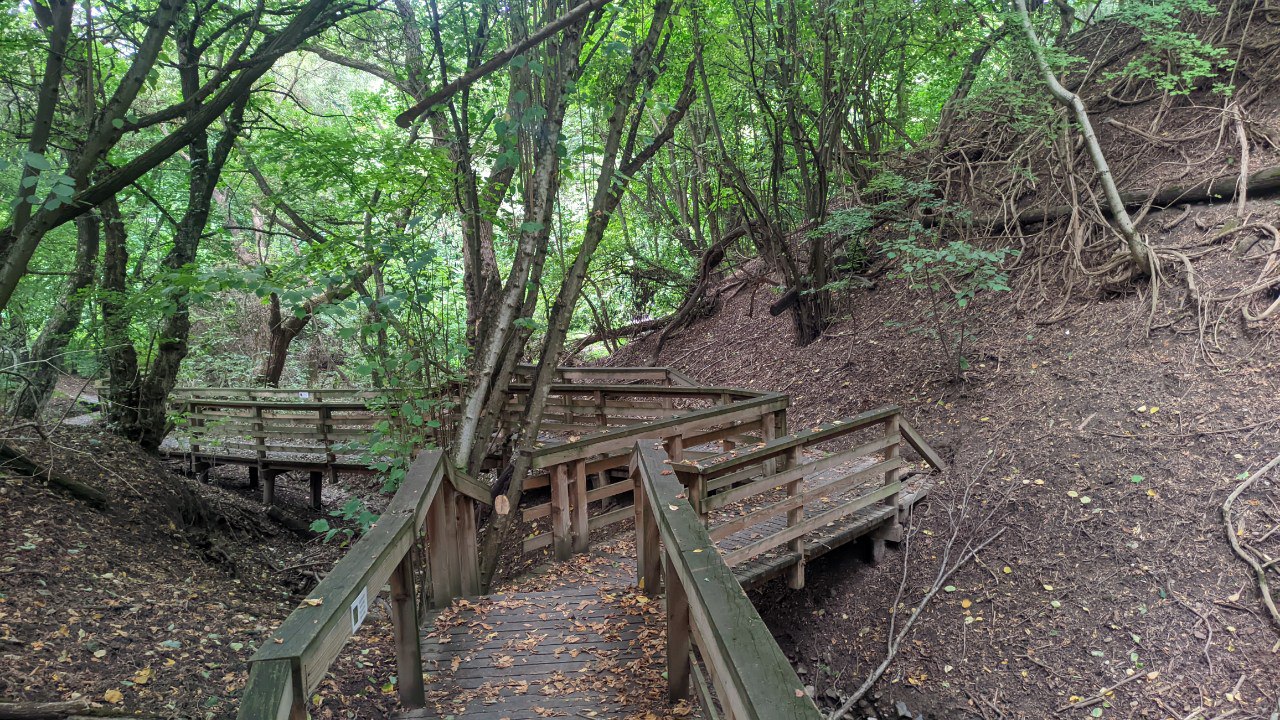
670;405;903;478
529;392;788;468
237;451;486;720
631;440;823;719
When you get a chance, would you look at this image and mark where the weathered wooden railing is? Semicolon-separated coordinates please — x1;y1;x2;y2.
171;366;693;506
520;387;789;558
178;397;384;506
669;405;945;588
237;450;490;720
631;440;823;720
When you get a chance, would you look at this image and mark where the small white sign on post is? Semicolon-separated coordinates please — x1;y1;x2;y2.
350;587;369;633
298;391;310;400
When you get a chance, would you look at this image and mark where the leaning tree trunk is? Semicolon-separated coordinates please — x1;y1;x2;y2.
12;210;100;418
477;52;697;588
1015;0;1152;275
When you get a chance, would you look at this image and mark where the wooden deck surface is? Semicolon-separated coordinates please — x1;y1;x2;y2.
712;457;897;587
404;557;697;719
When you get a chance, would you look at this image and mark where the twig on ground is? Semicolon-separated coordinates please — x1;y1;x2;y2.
827;527;1007;720
1058;669;1150;711
1221;454;1280;631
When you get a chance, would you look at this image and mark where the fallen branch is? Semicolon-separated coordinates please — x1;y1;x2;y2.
827;527;1007;720
0;442;109;510
567;315;671;356
1015;165;1280;226
1221;453;1280;631
0;700;88;720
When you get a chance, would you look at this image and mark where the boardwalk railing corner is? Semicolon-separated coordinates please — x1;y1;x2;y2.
631;439;824;720
236;450;489;720
229;366;947;719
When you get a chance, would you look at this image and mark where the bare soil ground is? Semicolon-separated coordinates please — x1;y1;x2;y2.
604;193;1280;719
0;420;407;719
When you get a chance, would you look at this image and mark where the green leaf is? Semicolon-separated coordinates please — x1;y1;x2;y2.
23;152;51;171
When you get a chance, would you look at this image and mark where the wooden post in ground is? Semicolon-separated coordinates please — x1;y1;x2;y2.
665;552;691;701
389;554;426;709
309;471;323;510
785;445;806;589
550;463;572;560
262;470;278;506
571;459;589;554
247;465;259;490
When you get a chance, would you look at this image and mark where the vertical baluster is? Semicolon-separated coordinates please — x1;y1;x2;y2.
665;551;691;701
389;554;426;708
785;445;805;589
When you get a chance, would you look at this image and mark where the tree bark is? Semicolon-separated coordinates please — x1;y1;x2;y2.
11;210;100;418
1015;0;1152;274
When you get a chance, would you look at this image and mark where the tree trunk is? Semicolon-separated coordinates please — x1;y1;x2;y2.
99;197;141;431
1015;0;1152;274
477;49;696;587
12;209;100;418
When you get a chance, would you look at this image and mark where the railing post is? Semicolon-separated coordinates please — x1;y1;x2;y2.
427;484;461;606
594;389;606;428
665;433;684;463
881;413;904;544
389;554;426;709
760;411;777;476
238;658;306;720
550;463;572;560
252;403;265;472
571;459;590;554
455;493;482;596
632;463;661;594
320;405;335;491
785;445;805;589
664;551;691;702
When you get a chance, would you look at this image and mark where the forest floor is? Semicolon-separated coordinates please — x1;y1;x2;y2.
603;197;1280;720
0;401;417;719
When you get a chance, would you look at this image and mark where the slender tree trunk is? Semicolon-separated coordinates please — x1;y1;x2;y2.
12;211;100;418
450;9;587;471
477;50;696;587
1015;0;1152;274
99;197;141;430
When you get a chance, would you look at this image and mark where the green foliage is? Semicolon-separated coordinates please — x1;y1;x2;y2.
1108;0;1232;95
870;172;1017;377
310;498;380;545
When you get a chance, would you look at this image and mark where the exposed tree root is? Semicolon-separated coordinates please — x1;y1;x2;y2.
1221;454;1280;632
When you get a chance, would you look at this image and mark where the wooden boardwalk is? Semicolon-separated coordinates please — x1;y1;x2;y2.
404;556;693;719
236;370;946;720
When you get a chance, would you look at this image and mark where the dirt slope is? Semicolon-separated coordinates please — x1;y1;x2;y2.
0;425;412;719
603;218;1280;718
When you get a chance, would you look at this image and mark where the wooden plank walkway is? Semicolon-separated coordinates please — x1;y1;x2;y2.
399;458;906;719
710;457;896;588
404;556;697;719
